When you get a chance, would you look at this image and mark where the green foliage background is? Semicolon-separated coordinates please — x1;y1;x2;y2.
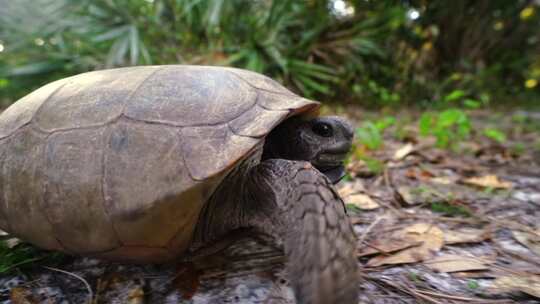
0;0;539;106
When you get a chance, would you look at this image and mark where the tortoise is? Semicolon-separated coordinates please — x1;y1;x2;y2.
0;65;358;303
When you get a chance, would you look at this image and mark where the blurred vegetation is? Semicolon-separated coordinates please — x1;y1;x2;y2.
0;0;539;107
0;240;66;273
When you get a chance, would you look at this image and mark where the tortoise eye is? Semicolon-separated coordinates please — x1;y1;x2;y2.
312;122;333;137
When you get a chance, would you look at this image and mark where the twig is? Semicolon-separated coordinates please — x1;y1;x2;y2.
489;217;540;238
357;215;385;244
415;289;514;303
492;242;540;268
43;266;93;304
378;278;447;304
405;214;486;224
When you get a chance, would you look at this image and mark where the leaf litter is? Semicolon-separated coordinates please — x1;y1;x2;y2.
0;109;539;303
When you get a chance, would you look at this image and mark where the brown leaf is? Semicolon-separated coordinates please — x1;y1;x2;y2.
10;287;36;304
444;228;490;245
462;175;512;189
367;223;444;267
424;254;491;273
405;168;436;180
358;236;422;257
430;176;455;185
393;143;415;161
346;194;379;210
490;274;540;298
127;286;145;304
337;180;366;198
396;186;442;206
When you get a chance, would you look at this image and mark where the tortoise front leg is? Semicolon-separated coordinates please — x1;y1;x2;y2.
246;159;358;304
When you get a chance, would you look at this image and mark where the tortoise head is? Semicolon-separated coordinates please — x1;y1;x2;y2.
262;115;354;183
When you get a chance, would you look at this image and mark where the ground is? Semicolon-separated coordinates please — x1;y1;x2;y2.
0;108;539;304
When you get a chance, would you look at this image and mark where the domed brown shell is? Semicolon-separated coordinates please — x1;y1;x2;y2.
0;65;319;262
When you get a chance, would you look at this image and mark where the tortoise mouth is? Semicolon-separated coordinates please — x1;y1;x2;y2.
313;151;349;184
318;165;346;184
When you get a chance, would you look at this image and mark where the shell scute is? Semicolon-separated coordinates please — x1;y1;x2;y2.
44;128;119;252
34;67;159;132
180;123;259;181
2;128;61;250
0;78;67;138
103;121;204;250
225;67;296;96
124;66;257;126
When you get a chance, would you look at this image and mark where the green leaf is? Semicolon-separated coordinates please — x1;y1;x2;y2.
296;74;330;94
463;98;481;109
438;109;462;127
356;122;383;150
361;156;385;174
467;280;479;290
419;113;434;136
374;116;396;131
444;90;466;102
4;61;65;76
129;26;139;65
483;128;507;143
92;25;130;42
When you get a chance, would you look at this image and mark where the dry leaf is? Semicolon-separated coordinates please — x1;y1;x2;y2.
337;180;366;198
10;287;36;304
462;175;512;189
444;228;490;245
346;194;379;210
127;287;145;304
430;176;455;185
393;143;415;160
490;274;540;298
424;254;491;273
367;223;444;267
5;237;22;248
512;230;540;256
396;186;442;206
358;236;422;257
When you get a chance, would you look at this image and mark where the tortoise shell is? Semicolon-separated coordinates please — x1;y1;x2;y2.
0;65;319;262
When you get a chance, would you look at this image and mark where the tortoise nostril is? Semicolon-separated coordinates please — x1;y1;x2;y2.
344;127;354;140
342;122;354;140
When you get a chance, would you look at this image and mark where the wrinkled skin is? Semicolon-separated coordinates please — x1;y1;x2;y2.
262;116;354;183
194;116;358;304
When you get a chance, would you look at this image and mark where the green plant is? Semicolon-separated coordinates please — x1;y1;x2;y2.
1;0;539;106
419;109;471;148
511;142;526;156
365;80;401;104
356;123;383;150
0;0;404;103
467;280;479;290
361;156;385;175
483;128;507;143
356;116;396;150
0;241;66;273
345;203;362;213
408;271;420;282
430;201;471;217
